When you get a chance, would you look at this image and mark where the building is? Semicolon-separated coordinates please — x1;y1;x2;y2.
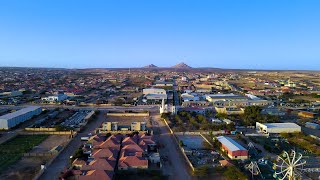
261;108;286;116
206;93;271;107
256;122;301;134
0;106;42;129
215;106;244;115
206;93;247;103
142;88;167;105
179;107;206;115
223;119;233;124
298;111;318;118
213;99;272;107
305;122;320;130
41;93;68;102
153;81;173;87
102;122;118;131
131;122;146;131
180;93;200;102
143;88;166;95
0;90;23;98
182;101;209;107
144;94;167;101
216;136;248;160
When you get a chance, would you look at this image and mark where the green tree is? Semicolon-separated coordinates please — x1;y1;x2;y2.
202;141;212;150
216;113;227;120
193;165;211;177
223;166;248;180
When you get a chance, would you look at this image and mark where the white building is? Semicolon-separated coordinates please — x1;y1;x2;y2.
144;94;167;100
256;122;301;134
154;81;173;87
211;118;223;123
42;93;68;102
181;93;200;102
223;119;233;124
206;93;247;103
0;106;42;129
143;88;166;95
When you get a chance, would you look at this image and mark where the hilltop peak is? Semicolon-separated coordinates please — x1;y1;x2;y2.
171;62;192;69
143;64;158;68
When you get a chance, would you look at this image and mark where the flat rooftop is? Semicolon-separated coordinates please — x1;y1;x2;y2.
0;106;41;120
207;93;247;99
264;123;301;129
217;136;247;152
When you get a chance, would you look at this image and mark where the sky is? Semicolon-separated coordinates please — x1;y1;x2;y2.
0;0;320;70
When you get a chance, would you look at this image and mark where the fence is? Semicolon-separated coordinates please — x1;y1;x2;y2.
162;118;195;172
174;130;225;136
107;112;150;117
245;133;269;137
25;127;56;132
23;152;55;157
20;131;76;135
97;130;147;134
33;137;73;180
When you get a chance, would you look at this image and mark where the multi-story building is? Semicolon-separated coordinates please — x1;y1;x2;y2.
131;122;146;131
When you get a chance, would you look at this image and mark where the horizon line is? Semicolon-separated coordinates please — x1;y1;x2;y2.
0;65;319;72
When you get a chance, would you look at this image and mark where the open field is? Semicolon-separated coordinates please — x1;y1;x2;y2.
30;135;70;153
0;156;51;180
176;134;205;149
0;135;70;180
0;135;48;172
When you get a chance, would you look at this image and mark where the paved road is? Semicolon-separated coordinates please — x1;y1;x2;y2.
302;126;320;138
0;105;159;112
151;113;192;180
40;112;106;180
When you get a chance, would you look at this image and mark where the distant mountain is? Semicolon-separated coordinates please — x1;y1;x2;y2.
143;64;158;68
171;62;192;69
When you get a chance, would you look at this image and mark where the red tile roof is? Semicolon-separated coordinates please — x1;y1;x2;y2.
121;144;144;157
81;159;115;171
78;170;113;180
118;156;148;169
91;148;118;161
96;137;120;150
72;158;86;167
122;137;137;146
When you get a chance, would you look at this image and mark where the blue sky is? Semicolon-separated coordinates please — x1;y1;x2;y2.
0;0;320;70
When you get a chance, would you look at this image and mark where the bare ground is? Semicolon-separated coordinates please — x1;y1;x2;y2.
0;135;70;180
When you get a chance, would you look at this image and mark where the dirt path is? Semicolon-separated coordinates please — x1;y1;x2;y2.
151;113;193;180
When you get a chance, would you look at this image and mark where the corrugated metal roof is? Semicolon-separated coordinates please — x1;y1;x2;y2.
265;123;300;129
0;106;41;120
217;136;247;152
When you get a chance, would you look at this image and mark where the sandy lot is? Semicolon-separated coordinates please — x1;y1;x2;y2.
30;135;70;153
0;135;70;180
106;115;151;127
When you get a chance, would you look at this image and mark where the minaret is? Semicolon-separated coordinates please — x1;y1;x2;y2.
160;98;165;114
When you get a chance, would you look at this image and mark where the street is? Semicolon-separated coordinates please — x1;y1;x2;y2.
151;113;193;180
40;112;106;180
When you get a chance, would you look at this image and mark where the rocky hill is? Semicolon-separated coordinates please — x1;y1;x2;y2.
143;64;158;68
171;62;192;69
